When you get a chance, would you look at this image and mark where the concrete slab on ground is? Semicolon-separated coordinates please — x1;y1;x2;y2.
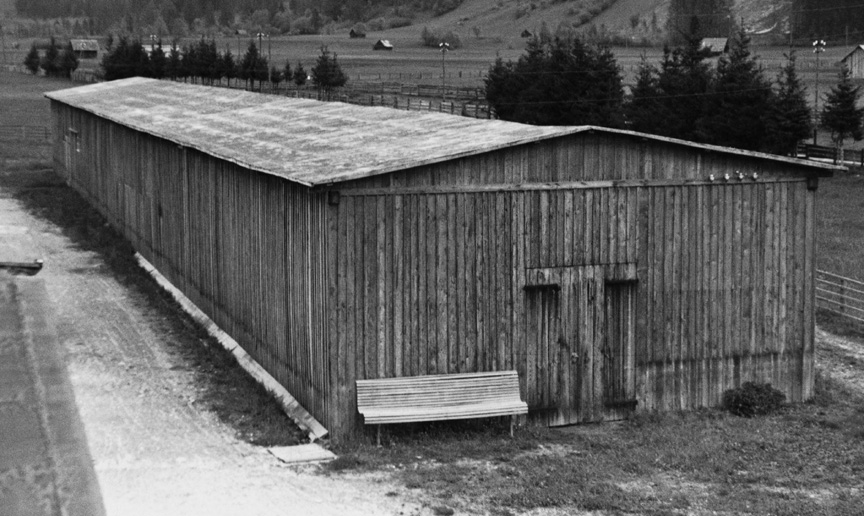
268;444;337;464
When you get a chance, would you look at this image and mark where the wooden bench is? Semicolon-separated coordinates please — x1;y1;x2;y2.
356;371;528;445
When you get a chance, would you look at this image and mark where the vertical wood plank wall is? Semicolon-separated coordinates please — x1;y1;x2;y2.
51;103;331;428
329;181;814;435
52;101;818;439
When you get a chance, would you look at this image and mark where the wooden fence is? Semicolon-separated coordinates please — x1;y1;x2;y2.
798;143;864;167
816;270;864;325
0;125;51;141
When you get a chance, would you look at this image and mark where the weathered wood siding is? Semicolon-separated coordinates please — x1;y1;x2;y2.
337;132;818;190
51;99;818;440
51;102;332;428
328;180;815;436
844;48;864;79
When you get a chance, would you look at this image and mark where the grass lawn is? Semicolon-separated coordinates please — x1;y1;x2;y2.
817;169;864;282
326;365;864;515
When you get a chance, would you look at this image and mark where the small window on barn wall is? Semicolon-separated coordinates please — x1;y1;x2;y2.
602;279;636;415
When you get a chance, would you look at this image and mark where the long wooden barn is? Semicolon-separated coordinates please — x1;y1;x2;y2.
47;78;839;439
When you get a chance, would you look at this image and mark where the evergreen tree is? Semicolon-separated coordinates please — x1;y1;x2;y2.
625;56;662;134
667;0;735;46
484;35;624;127
40;37;60;77
150;40;166;79
293;62;307;87
821;65;864;155
311;46;347;100
283;60;292;87
240;41;261;89
253;52;269;89
59;42;80;78
176;45;191;82
652;36;713;141
220;49;237;87
765;51;812;156
184;41;201;82
129;40;151;78
696;28;773;151
24;44;41;74
270;65;283;90
166;43;182;80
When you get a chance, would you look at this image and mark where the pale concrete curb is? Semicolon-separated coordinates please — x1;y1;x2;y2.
268;444;337;464
134;253;329;442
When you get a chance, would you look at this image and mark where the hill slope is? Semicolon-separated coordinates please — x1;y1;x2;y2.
394;0;789;48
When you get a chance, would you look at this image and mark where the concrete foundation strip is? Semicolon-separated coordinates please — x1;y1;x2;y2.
134;252;329;442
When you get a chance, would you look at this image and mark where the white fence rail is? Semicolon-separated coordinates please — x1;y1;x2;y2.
816;270;864;325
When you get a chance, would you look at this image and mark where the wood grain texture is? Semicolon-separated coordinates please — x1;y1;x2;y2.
51;98;824;440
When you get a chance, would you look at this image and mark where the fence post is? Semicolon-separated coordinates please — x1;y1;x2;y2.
840;277;847;315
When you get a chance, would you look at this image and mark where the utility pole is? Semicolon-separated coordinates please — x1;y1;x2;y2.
813;39;826;144
257;32;269;84
0;21;6;65
439;41;450;105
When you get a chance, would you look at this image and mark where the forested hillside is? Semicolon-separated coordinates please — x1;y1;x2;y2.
8;0;862;46
791;0;864;43
11;0;463;34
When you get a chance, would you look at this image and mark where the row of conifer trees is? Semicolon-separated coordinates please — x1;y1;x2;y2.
99;36;310;91
23;37;80;78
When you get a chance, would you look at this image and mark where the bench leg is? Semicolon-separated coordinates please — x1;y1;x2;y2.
377;425;382;447
510;416;514;438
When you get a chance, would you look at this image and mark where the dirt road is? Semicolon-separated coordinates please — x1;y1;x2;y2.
0;170;425;516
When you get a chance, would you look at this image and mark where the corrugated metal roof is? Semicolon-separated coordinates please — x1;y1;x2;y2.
45;78;840;187
700;38;729;53
45;78;580;186
70;39;99;52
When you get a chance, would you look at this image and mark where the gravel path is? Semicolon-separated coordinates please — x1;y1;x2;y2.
0;177;424;516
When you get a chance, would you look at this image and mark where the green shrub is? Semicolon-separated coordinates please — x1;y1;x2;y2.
723;382;786;417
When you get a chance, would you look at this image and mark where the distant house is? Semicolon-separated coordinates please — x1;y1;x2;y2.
235;29;248;37
521;29;532;38
70;39;99;59
350;28;366;38
842;45;864;79
699;37;729;56
373;39;393;51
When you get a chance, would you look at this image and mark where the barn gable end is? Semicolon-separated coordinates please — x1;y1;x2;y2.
47;79;839;439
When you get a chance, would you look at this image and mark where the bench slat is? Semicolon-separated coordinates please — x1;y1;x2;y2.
356;370;527;426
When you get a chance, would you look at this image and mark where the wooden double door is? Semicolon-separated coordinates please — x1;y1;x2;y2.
524;264;637;426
